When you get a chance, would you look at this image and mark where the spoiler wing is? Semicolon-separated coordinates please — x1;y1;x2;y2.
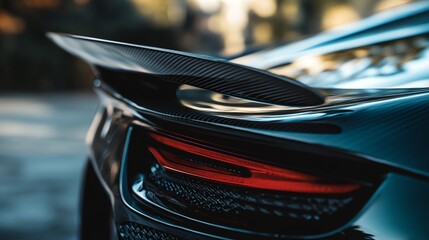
48;33;324;106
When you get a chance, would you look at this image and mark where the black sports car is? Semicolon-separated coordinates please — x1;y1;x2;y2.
50;2;429;240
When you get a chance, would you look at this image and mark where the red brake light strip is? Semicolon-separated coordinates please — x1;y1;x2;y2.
148;133;360;194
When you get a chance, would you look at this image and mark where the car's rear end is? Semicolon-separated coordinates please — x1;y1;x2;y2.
50;3;429;239
77;74;429;240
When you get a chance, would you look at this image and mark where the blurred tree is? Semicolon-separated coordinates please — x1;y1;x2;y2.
0;0;184;92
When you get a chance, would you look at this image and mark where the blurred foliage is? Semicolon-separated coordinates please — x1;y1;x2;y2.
0;0;185;91
0;0;417;92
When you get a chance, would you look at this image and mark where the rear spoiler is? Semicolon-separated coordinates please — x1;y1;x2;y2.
48;33;324;106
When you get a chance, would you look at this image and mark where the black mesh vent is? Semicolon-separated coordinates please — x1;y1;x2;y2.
118;222;180;240
132;162;367;235
147;170;352;219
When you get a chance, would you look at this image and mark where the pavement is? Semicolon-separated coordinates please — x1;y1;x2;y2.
0;93;98;240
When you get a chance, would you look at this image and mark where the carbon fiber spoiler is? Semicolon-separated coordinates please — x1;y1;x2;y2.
48;33;324;106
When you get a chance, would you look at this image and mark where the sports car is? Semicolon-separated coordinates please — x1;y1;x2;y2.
50;2;429;239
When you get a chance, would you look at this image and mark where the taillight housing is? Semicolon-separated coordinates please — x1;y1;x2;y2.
127;129;378;236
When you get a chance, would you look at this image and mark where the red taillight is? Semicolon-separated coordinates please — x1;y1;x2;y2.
148;133;360;194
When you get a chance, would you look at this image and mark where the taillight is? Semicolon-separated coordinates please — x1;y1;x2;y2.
127;129;379;236
148;133;360;194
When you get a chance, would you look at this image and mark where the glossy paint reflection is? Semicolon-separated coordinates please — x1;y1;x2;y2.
354;173;429;239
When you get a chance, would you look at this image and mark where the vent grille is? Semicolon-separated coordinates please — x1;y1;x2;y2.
147;170;353;219
132;162;364;235
118;222;180;240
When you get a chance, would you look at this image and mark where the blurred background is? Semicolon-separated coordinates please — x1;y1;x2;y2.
0;0;422;239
